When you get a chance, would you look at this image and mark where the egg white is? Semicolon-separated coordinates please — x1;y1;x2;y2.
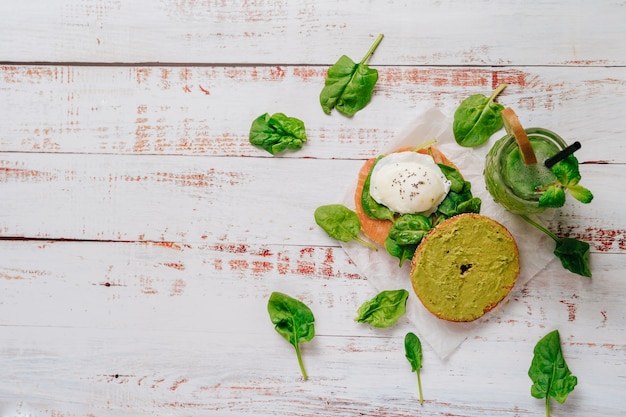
369;151;451;215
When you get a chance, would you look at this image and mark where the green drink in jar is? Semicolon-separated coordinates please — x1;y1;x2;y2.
482;107;593;277
484;127;567;214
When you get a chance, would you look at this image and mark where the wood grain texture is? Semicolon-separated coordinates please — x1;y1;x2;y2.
1;65;625;162
1;1;625;65
1;0;625;416
1;241;625;415
0;153;622;254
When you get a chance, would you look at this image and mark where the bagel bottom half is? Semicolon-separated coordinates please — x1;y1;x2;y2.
410;213;520;322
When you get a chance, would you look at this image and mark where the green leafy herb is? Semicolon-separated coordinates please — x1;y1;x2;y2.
320;34;384;116
249;112;307;155
538;185;567;208
404;332;424;405
267;292;315;380
361;156;396;222
528;330;578;417
521;214;591;277
384;239;417;269
385;214;432;266
554;238;591;278
314;204;378;250
453;83;507;147
538;155;594;208
432;164;481;222
437;163;466;193
355;289;409;328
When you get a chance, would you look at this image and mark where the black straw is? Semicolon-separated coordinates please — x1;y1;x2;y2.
544;141;582;168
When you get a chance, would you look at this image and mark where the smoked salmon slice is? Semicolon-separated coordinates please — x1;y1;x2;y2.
354;145;456;247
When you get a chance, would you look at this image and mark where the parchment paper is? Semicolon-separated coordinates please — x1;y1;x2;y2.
340;107;554;359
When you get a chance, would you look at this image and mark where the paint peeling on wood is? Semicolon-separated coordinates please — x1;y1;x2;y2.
1;3;625;415
206;244;364;280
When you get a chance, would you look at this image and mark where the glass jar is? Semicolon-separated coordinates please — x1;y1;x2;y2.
484;128;568;214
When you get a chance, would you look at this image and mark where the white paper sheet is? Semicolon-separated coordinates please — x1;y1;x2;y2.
340;107;554;359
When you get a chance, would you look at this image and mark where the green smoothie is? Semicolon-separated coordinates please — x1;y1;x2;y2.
484;128;567;214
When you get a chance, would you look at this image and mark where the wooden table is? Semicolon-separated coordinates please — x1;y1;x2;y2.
1;1;625;415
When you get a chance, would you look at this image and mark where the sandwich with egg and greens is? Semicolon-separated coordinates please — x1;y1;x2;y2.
354;143;481;266
315;142;521;322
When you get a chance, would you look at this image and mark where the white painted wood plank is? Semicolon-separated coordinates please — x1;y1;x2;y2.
1;1;624;416
1;65;624;162
0;153;360;243
0;153;621;251
1;328;623;416
0;242;624;416
1;0;625;65
1;239;624;335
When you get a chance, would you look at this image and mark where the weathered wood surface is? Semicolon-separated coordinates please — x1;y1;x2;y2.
1;1;625;416
1;1;625;65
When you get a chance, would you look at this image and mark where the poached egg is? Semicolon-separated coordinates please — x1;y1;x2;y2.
369;151;451;215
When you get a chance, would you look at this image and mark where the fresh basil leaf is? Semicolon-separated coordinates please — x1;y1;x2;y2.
538;185;566;208
453;84;507;147
267;292;315;380
355;289;409;328
361;157;396;222
314;204;378;250
528;330;578;416
404;332;424;405
320;35;384;116
554;237;592;277
249;112;307;155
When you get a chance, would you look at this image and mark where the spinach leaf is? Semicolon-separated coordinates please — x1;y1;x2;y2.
384;238;417;268
249;112;307;155
433;164;481;220
388;214;432;245
528;330;578;417
453;83;507;147
456;197;482;214
320;34;384;116
437;163;466;193
554;238;591;278
267;292;315;380
355;289;409;328
385;214;432;266
436;189;481;219
361;156;396;222
404;332;424;405
314;204;378;250
520;214;592;277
